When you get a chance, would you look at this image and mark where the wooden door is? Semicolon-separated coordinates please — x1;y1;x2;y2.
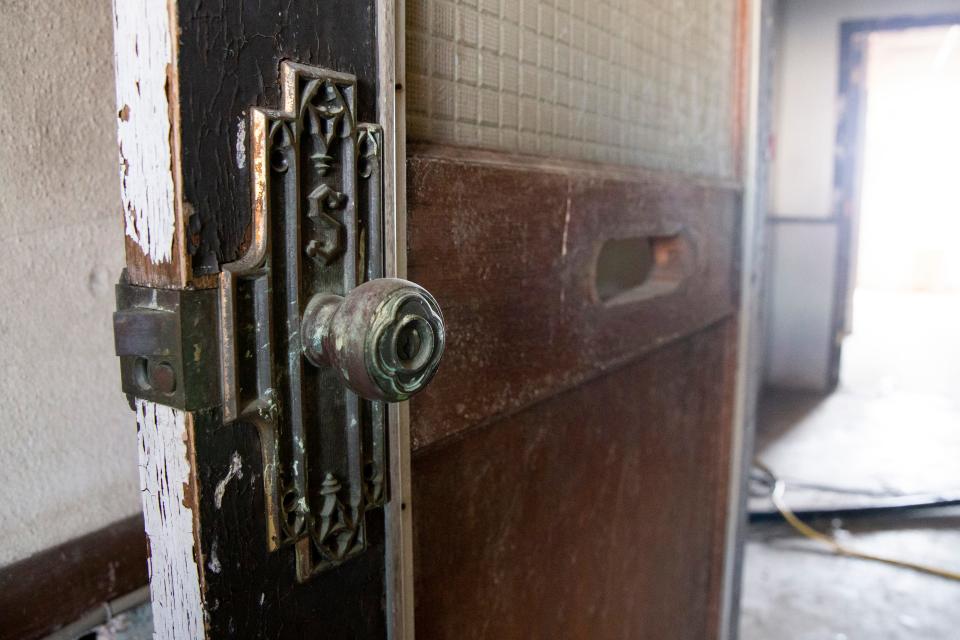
402;0;748;637
112;1;748;638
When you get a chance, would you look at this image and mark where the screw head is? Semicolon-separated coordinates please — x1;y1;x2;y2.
135;358;177;394
149;361;177;394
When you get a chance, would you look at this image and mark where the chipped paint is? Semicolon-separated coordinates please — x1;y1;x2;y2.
137;400;204;639
235;116;247;169
207;539;222;574
112;0;177;263
214;451;244;509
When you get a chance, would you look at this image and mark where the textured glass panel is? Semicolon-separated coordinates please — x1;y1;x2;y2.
407;0;737;178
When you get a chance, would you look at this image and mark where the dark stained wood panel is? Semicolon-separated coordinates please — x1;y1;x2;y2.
407;146;740;449
191;411;387;638
411;320;737;639
176;0;378;277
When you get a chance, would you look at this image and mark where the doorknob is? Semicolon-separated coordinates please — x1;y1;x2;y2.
302;278;445;402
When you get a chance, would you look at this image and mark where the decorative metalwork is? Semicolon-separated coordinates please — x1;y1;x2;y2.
219;63;391;580
311;473;363;563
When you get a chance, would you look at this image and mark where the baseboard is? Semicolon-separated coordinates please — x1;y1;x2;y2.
0;514;148;640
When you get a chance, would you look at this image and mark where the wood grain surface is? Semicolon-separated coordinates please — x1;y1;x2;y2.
407;145;740;450
412;320;737;639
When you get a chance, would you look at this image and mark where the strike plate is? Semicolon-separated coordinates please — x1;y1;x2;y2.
114;281;219;411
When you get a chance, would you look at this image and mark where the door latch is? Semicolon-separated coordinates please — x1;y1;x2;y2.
114;62;445;581
114;282;220;411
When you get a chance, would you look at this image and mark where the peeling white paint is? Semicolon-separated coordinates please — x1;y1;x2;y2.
235;116;247;169
112;0;177;263
214;451;244;509
137;400;204;640
207;539;222;574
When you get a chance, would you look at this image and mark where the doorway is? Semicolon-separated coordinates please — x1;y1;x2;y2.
742;15;960;640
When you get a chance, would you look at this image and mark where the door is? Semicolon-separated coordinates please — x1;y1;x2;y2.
404;0;746;635
111;1;748;638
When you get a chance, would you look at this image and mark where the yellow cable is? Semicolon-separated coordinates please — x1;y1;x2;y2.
757;461;960;582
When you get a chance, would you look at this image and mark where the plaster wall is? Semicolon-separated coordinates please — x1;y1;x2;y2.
764;222;839;390
0;0;138;566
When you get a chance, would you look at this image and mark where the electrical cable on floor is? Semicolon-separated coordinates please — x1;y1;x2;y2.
753;460;960;583
750;465;910;497
748;464;960;520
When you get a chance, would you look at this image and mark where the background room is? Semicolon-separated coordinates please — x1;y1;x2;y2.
742;3;960;638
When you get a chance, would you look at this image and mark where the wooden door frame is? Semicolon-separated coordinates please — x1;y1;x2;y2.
111;1;414;636
379;0;417;636
721;0;773;638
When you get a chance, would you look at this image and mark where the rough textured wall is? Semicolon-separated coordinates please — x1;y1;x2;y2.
0;0;137;566
406;0;738;178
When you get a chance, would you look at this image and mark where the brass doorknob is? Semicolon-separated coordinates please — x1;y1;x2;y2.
302;278;445;402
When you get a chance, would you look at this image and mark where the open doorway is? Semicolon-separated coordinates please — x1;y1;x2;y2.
840;22;960;489
849;23;960;407
742;12;960;640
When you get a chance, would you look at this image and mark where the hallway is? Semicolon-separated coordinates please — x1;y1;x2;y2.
740;288;960;639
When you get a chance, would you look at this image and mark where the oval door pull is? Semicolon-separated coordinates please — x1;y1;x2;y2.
302;278;446;402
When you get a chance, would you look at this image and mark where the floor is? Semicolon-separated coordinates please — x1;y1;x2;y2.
76;606;151;640
740;289;960;639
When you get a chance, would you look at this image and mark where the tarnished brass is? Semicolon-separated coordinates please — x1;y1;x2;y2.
302;278;445;402
217;62;444;580
114;279;219;411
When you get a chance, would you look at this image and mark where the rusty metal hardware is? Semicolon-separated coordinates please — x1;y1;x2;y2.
114;279;219;411
217;62;444;580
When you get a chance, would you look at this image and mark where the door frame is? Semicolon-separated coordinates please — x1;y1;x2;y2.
378;0;416;636
721;0;774;638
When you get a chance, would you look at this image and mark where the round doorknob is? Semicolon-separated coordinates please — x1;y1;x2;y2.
302;278;445;402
